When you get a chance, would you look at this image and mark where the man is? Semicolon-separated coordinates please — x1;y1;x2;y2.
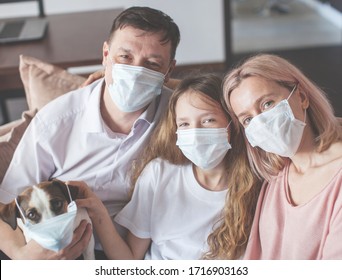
0;6;180;259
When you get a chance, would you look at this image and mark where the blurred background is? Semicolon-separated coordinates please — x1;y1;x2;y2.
0;0;341;123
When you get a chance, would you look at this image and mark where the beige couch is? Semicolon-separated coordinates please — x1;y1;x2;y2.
0;55;86;182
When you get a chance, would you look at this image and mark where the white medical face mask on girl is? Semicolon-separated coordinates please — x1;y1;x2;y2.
15;184;77;252
176;127;232;170
108;63;165;112
245;85;306;157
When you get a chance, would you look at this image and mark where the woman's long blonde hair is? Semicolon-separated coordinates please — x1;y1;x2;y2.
131;73;262;259
223;54;342;180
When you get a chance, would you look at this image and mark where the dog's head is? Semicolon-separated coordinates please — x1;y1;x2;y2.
0;179;78;230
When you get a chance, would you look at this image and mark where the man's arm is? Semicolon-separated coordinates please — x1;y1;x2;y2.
0;218;92;259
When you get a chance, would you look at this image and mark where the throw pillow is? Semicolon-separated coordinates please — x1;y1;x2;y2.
19;55;86;111
0;109;37;183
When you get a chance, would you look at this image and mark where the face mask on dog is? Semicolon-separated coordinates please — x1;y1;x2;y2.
15;184;77;252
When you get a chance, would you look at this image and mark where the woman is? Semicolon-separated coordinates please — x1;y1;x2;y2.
74;73;261;259
223;54;342;259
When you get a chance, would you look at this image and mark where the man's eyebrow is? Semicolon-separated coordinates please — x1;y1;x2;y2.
117;47;131;53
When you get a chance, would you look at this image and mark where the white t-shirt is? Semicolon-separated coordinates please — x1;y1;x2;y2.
115;158;227;260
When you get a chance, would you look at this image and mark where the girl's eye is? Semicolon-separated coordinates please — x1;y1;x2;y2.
177;122;188;128
242;116;252;127
203;118;215;123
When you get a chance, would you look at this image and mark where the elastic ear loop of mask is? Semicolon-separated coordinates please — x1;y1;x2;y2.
65;183;73;203
287;84;306;123
14;198;27;224
226;120;232;130
287;84;297;101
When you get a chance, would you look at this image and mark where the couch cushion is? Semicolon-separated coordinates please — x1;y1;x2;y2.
19;55;86;111
0;109;37;183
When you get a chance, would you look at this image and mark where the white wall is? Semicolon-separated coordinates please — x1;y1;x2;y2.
0;0;226;65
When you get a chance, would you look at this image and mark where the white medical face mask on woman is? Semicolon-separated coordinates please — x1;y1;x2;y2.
245;85;306;157
108;63;165;112
176;127;232;170
15;185;77;252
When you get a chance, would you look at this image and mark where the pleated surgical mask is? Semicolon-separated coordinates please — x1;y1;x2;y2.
176;127;231;170
245;85;306;157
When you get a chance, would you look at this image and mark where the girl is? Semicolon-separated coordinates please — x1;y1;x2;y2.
75;73;261;259
223;54;342;259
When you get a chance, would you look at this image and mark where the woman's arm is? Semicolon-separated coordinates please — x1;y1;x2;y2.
322;205;342;259
71;180;150;259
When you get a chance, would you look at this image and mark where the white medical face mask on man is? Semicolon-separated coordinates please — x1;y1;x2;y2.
245;85;306;157
15;185;77;252
108;63;165;112
176;127;231;170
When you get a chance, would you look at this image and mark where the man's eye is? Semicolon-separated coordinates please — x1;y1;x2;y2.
117;55;131;62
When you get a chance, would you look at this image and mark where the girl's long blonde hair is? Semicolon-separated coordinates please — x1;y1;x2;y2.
223;54;342;180
131;73;262;259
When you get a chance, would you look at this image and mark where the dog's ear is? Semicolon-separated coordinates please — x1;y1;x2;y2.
0;199;19;230
51;179;79;203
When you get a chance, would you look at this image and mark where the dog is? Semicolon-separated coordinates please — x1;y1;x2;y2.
0;179;95;259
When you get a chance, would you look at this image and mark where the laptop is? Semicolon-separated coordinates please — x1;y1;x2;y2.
0;0;48;44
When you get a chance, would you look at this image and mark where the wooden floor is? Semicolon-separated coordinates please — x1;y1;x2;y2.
173;44;342;117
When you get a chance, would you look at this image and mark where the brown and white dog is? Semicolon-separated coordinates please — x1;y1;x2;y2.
0;179;95;259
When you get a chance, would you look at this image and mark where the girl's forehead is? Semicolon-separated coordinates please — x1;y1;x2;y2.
178;90;219;107
175;90;226;118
